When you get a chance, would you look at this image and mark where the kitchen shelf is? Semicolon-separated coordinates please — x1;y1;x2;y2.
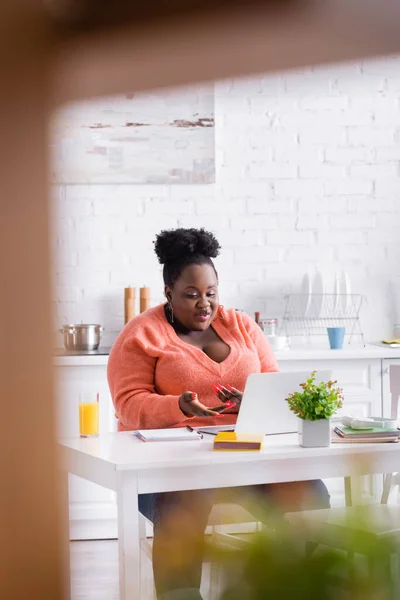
280;294;365;345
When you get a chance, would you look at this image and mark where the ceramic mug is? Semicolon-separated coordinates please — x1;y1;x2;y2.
267;335;290;351
327;327;346;350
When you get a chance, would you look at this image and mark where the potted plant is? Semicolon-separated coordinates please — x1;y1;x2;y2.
285;371;344;447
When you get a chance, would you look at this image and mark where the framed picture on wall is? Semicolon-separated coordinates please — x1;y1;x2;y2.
51;84;215;184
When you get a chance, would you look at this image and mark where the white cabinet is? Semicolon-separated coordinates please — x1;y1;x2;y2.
279;358;382;417
55;361;118;540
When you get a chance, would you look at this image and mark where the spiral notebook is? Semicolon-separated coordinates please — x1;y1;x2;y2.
135;428;203;442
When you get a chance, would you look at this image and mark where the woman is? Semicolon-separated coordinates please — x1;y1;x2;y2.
108;228;329;600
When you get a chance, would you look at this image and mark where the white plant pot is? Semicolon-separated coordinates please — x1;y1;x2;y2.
298;418;331;448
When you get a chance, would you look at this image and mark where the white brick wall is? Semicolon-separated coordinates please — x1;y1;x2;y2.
52;57;400;346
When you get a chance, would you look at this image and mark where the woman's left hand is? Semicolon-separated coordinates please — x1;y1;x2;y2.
213;385;243;413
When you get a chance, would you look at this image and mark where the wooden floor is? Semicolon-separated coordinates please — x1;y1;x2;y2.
71;541;120;600
70;540;213;600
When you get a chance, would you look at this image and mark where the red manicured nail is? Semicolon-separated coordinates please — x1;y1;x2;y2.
216;384;225;391
211;384;219;394
191;393;197;400
226;385;234;392
215;413;222;417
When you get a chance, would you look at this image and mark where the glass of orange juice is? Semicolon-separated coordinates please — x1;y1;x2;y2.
79;392;99;438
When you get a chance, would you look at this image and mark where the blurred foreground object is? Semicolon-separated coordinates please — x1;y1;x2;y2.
0;2;65;600
214;509;400;599
285;473;400;594
4;1;400;600
45;0;293;30
50;0;400;104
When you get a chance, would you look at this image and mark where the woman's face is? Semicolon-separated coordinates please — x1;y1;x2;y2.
166;263;219;331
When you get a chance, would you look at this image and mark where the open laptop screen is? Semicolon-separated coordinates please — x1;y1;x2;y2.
236;371;332;435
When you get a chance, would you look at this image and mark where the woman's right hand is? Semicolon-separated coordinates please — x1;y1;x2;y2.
179;391;223;417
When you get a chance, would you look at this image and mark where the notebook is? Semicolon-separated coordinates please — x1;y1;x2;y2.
333;426;400;441
135;428;202;442
332;432;400;444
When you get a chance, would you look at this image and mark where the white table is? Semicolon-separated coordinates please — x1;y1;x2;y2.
59;432;400;599
55;347;400;540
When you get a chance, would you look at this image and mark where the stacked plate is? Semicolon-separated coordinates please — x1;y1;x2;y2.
300;270;352;318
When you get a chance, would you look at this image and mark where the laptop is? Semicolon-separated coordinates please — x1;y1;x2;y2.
196;370;332;436
236;371;332;435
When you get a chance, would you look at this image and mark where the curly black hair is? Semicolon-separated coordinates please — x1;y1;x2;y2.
154;228;221;287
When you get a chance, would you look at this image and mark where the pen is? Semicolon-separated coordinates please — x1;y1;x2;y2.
197;429;235;436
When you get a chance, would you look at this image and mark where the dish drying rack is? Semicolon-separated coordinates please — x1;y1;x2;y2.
280;294;365;346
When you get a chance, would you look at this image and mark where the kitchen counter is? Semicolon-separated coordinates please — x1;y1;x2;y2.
54;347;112;356
274;344;400;361
53;344;400;366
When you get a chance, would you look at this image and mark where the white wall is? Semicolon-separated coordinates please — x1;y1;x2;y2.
52;57;400;347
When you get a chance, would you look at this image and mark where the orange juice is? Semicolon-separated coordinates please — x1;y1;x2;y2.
79;402;99;437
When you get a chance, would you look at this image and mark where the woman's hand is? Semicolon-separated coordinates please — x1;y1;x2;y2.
212;385;243;413
179;391;223;417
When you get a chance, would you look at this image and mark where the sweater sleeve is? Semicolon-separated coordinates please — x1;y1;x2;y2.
241;313;280;373
107;330;186;430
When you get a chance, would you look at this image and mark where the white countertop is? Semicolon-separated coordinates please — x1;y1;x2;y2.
53;344;400;367
274;344;400;361
54;354;110;366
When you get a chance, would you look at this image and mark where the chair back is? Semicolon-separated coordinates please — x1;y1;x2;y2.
389;364;400;419
379;366;400;504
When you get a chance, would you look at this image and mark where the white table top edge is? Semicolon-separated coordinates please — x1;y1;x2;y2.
58;432;400;495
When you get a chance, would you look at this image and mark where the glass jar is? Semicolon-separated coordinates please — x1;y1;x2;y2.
259;318;278;336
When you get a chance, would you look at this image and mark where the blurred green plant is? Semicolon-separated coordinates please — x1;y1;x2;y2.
212;512;398;600
286;371;344;421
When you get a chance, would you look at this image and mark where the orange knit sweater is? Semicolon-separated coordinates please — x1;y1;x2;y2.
107;304;279;431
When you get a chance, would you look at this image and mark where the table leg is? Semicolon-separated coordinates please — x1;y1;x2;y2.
117;471;141;600
345;476;363;507
344;477;352;506
381;473;393;504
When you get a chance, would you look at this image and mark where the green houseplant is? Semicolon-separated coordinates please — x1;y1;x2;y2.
285;371;344;447
214;514;397;600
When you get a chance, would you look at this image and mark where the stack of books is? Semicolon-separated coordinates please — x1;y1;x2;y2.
333;426;400;444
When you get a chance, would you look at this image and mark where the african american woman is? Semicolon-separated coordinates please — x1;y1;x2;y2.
108;228;330;600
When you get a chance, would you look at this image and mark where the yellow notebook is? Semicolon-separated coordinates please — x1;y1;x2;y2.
213;432;264;451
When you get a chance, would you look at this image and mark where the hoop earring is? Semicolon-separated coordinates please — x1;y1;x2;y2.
168;301;174;323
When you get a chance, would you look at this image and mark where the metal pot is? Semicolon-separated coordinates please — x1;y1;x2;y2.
59;324;104;351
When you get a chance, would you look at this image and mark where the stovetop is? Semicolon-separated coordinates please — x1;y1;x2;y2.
54;347;111;356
